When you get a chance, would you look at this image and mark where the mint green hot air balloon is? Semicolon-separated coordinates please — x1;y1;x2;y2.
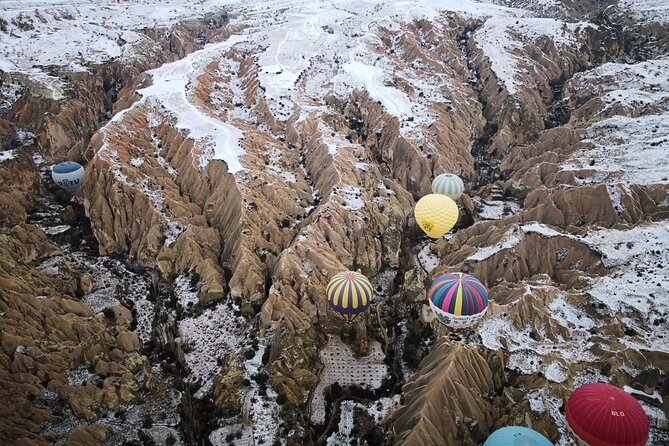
432;173;464;200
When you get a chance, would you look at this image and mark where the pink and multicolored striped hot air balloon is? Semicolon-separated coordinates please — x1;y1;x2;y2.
566;383;649;446
427;272;489;329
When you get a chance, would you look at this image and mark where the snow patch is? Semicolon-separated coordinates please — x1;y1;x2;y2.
178;301;245;389
335;186;365;211
174;275;199;310
473;197;521;220
0;150;16;162
521;222;563;238
467;227;523;262
311;335;388;424
130;157;145;168
580;223;669;352
417;243;440;273
564;113;669;185
136;35;248;173
475;17;584;94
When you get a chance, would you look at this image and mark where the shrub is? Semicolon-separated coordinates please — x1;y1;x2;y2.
190;271;201;289
276;393;288;405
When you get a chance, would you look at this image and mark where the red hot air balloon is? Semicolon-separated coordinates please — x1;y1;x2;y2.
566;383;649;446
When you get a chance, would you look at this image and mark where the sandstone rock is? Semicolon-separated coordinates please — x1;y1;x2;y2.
211;353;245;417
0;192;27;227
109;305;132;328
79;274;93;294
0;119;17;151
116;331;140;352
64;424;108;446
392;340;501;445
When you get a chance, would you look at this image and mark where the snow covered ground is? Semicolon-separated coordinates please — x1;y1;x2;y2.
473;196;522;220
466;226;524;262
562;59;669;185
477;221;669;443
417;243;440;273
620;0;669;24
325;395;400;446
1;0;553;159
177;300;246;389
311;335;388;424
474;16;588;94
0;0;233;71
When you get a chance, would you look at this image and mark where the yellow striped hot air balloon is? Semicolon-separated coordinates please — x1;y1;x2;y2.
414;194;459;238
326;271;373;324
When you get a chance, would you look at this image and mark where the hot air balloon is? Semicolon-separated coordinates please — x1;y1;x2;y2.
483;426;552;446
414;194;458;238
432;173;464;200
427;272;488;329
566;383;649;446
326;271;373;324
51;161;85;192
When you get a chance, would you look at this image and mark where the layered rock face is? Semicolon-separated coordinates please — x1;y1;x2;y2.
1;0;669;445
392;342;503;445
0;224;156;443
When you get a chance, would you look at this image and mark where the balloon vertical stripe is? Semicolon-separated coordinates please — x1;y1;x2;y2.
454;283;463;316
432;173;464;200
326;271;373;323
427;273;489;329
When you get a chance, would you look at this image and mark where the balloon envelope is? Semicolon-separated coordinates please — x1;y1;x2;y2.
432;173;464;200
566;383;649;446
484;426;552;446
52;161;85;192
326;271;373;323
428;272;488;329
414;194;458;238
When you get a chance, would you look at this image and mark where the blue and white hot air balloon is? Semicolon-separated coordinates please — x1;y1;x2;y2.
51;161;85;192
432;173;464;200
483;426;552;446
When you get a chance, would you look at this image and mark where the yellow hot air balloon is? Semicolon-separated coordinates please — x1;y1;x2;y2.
414;194;458;238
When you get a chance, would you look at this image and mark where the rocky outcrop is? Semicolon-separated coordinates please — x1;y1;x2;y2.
392;341;502;445
0;118;16;150
0;224;154;443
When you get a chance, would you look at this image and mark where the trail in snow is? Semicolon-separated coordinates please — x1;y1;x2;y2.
104;34;249;173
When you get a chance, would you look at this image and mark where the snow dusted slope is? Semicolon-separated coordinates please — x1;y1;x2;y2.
474;16;591;94
113;35;248;172
2;0;588;169
562;59;669;185
233;0;524;131
620;0;669;24
0;0;233;71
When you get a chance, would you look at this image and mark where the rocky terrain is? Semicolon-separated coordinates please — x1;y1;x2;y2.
1;0;668;445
